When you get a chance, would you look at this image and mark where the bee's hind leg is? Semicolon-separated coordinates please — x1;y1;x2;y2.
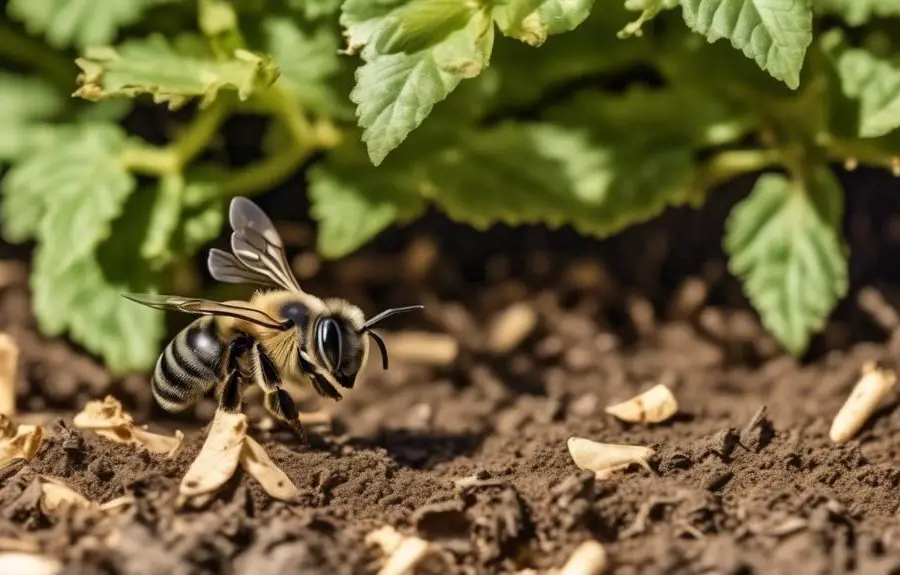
250;343;305;441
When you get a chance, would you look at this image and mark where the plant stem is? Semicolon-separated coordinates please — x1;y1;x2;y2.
825;136;900;174
220;144;314;197
694;149;783;193
0;22;76;91
122;98;231;175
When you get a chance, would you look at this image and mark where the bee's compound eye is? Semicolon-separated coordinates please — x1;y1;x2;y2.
316;317;342;372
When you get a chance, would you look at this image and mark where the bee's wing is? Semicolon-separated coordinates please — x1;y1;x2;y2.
207;248;274;287
228;197;304;293
122;293;290;330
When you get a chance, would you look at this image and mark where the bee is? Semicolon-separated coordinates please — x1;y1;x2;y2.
123;197;422;436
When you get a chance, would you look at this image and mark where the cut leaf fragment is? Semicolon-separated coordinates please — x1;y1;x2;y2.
0;416;43;468
39;478;92;514
567;437;654;480
181;410;248;498
180;409;298;502
73;395;183;457
240;436;299;501
559;540;608;575
605;384;678;424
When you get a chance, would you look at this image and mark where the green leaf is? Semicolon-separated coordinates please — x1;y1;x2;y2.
309;162;426;258
74;34;280;110
371;0;477;54
725;169;848;356
340;0;410;52
31;189;166;373
680;0;813;89
0;72;65;162
352;10;494;165
813;0;900;26
262;17;348;117
421;122;698;235
141;174;184;266
835;48;900;138
6;0;171;49
534;0;596;34
290;0;344;20
1;125;134;266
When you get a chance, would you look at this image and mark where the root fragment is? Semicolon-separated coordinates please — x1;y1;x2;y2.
180;409;299;502
830;362;896;444
559;540;608;575
0;334;19;416
567;437;654;480
605;384;678;424
74;396;183;457
487;303;538;353
0;416;42;468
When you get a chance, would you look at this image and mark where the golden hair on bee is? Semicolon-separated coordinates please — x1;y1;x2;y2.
123;197;423;436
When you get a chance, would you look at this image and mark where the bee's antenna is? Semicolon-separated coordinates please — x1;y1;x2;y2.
366;331;390;370
360;305;424;332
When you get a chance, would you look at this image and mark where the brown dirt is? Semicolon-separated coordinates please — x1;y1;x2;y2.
4;173;900;574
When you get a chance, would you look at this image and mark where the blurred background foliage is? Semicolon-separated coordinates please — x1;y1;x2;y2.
0;0;900;372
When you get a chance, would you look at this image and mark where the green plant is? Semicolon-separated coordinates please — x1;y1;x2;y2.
0;0;898;372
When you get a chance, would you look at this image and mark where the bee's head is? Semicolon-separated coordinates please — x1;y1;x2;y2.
309;299;423;390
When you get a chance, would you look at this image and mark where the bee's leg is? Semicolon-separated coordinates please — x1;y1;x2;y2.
298;352;343;401
216;334;255;413
251;343;305;439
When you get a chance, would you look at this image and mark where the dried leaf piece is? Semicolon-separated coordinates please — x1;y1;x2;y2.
830;362;896;443
239;436;298;501
0;553;61;575
567;437;654;480
74;396;183;457
0;334;19;416
382;332;459;366
0;417;42;468
72;395;133;429
560;540;608;575
366;526;432;575
180;410;247;497
605;384;678;424
39;478;91;513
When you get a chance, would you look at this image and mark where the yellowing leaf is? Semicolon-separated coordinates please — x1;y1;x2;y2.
74;34;280;110
725;169;848;355
680;0;813;89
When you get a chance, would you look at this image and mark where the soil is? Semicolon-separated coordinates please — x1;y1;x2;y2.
4;170;900;574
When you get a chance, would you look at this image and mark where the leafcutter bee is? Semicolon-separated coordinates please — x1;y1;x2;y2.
124;197;422;436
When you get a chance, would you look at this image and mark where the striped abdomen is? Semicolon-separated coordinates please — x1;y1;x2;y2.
152;316;224;412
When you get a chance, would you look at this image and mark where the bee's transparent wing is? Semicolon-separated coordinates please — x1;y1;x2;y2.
228;197;304;293
122;293;289;330
207;248;274;287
